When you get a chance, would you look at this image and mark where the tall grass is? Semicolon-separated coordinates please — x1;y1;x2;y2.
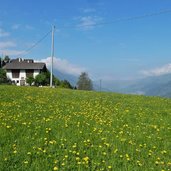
0;86;170;170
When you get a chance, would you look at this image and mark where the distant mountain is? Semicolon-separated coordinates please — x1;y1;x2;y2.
53;69;171;98
104;74;171;98
53;70;78;86
125;74;171;98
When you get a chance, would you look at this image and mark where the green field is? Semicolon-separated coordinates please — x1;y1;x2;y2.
0;86;171;171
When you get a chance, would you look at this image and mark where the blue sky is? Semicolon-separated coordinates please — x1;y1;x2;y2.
1;0;171;81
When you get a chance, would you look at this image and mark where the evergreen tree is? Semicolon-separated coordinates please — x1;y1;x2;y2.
54;77;60;86
0;56;10;68
4;56;10;63
60;80;73;89
77;72;93;90
0;57;2;68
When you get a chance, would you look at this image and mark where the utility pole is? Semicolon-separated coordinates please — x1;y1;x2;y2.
100;79;102;92
99;79;102;112
0;53;4;68
50;25;55;87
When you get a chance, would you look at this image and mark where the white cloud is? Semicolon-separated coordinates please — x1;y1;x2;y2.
0;41;24;56
41;57;85;76
25;25;34;30
1;49;25;56
77;16;102;30
83;8;96;13
0;28;10;37
0;41;16;49
141;63;171;76
11;24;34;30
12;24;21;30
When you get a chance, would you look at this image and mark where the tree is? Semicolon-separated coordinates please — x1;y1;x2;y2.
26;76;35;86
77;72;93;90
60;80;73;89
0;56;11;68
0;57;2;68
34;70;60;86
35;73;47;86
3;56;10;63
0;68;10;84
54;77;60;86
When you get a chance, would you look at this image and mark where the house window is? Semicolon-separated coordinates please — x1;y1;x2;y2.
26;69;34;77
12;70;20;78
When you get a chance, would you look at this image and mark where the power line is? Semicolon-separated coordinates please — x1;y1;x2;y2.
16;30;52;57
57;8;171;30
11;8;171;58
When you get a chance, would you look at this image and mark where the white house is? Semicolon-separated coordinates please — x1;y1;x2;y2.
3;58;47;86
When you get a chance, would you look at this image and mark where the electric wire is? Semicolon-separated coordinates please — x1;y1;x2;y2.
14;8;171;57
57;8;171;30
16;30;52;58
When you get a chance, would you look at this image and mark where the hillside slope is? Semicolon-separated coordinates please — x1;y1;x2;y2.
103;74;171;98
0;86;171;170
124;74;171;97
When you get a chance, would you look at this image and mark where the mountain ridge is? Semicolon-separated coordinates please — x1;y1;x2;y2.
53;69;171;98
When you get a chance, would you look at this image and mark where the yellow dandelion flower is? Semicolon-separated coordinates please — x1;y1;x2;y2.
54;160;58;164
160;161;164;165
161;150;167;154
76;157;80;161
83;156;89;161
167;162;171;166
103;152;106;155
155;161;159;165
114;149;118;153
108;166;112;169
53;166;58;171
125;154;129;158
127;157;130;161
137;160;142;166
23;160;28;164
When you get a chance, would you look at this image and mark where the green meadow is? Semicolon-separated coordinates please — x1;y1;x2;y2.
0;86;170;171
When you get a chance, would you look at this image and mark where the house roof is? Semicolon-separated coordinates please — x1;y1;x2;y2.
3;59;46;70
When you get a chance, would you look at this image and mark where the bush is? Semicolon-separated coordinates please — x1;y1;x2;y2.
35;73;47;86
26;76;35;86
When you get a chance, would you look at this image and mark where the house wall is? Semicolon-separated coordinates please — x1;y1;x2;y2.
6;70;12;80
33;69;40;78
6;69;41;86
20;69;26;79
